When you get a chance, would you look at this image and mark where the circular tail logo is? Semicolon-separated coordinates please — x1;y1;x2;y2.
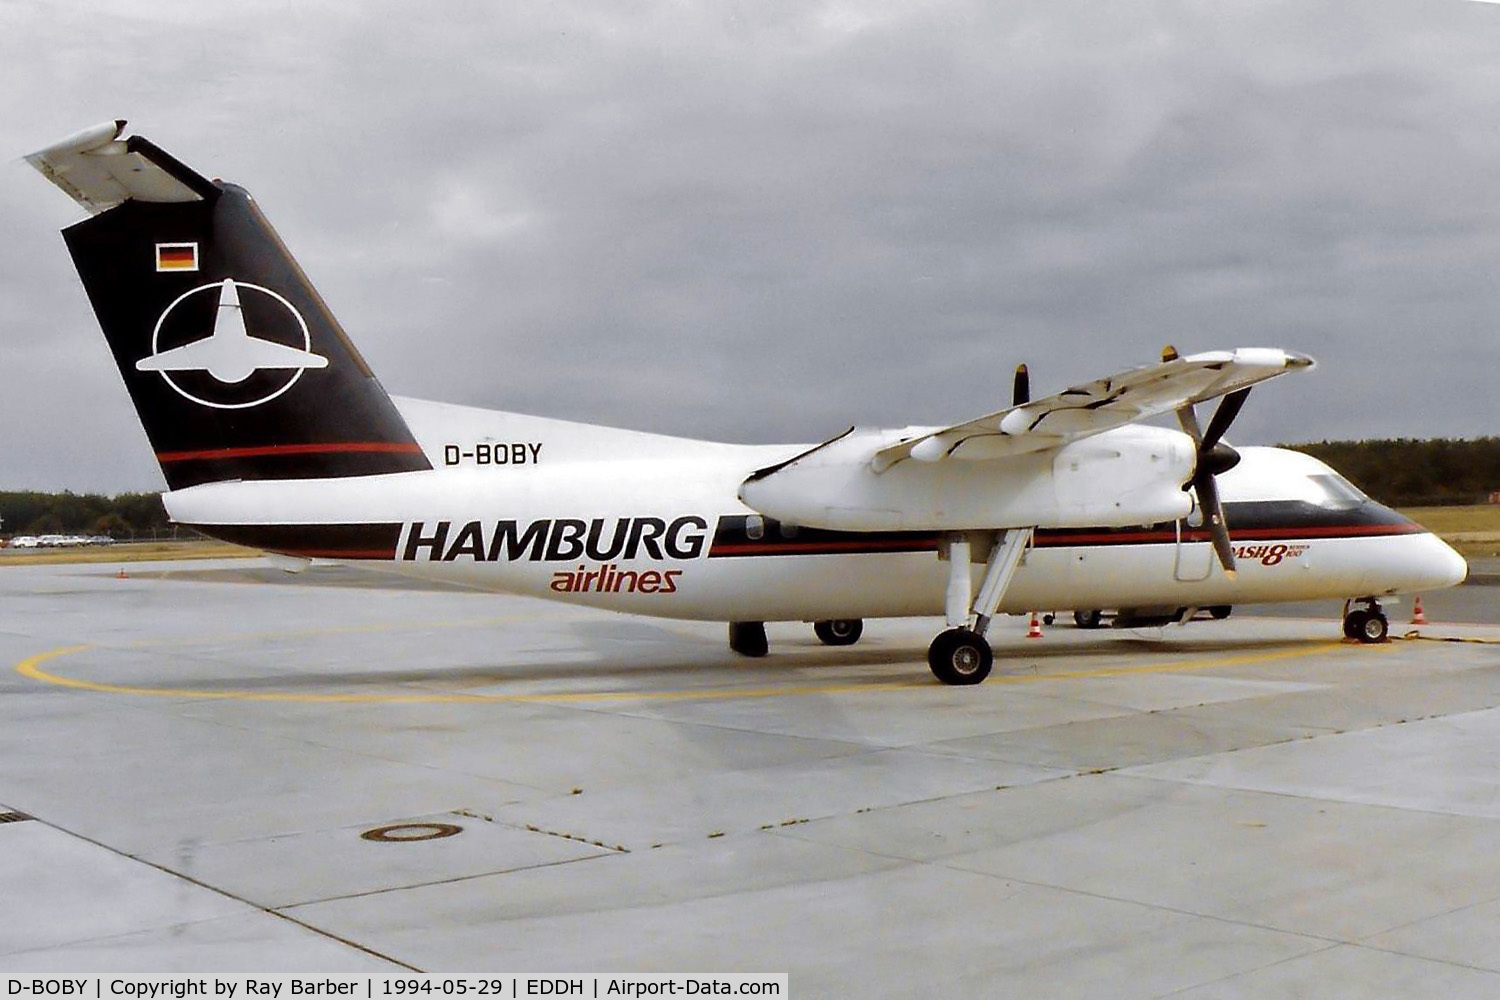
136;278;328;409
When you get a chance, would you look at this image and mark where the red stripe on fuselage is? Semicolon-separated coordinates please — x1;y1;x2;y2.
157;442;425;463
1032;522;1427;547
707;521;1427;558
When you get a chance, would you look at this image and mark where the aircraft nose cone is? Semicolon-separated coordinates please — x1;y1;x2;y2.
1417;534;1468;591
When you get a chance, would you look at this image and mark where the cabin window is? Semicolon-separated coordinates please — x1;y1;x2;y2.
1308;473;1367;510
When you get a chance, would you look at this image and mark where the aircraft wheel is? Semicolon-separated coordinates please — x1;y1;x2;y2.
927;628;993;685
814;619;864;646
1354;611;1389;644
1073;609;1104;629
1343;609;1367;640
728;621;768;657
1042;613;1056;626
1209;605;1232;620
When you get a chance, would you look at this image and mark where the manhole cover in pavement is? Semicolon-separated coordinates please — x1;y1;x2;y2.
360;822;463;843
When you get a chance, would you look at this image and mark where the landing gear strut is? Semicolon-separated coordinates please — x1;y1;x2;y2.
1342;599;1389;644
927;528;1034;685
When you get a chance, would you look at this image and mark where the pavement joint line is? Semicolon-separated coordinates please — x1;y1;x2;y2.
1;807;421;971
275;850;623;911
1339;939;1500;979
930;842;1500;992
925;854;1359;956
1151;941;1351;999
14;639;1351;704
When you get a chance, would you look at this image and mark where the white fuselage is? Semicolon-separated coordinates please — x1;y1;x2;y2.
162;397;1468;623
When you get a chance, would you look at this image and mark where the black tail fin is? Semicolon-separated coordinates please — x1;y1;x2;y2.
32;123;431;490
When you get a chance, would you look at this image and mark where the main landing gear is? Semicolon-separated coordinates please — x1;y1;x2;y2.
814;619;864;646
728;621;768;657
1342;598;1390;644
927;528;1035;685
1073;609;1105;629
728;618;866;656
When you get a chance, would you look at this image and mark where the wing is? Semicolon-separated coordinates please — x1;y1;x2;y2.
739;347;1315;532
25;119;219;214
869;348;1313;472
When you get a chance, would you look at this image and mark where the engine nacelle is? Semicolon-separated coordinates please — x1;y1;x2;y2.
739;424;1197;531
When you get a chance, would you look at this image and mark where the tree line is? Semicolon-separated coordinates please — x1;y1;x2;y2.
1;437;1497;538
0;491;173;540
1286;438;1500;507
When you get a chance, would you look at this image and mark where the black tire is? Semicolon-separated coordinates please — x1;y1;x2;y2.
728;621;768;657
927;628;993;685
1343;609;1368;640
1356;612;1389;644
813;619;864;646
1042;613;1056;626
1073;609;1105;629
1208;605;1232;620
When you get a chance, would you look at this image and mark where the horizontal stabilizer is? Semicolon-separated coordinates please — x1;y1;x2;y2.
25;119;218;214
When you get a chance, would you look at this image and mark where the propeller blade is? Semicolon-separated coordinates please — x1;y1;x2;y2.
1201;387;1251;451
1194;471;1238;578
1013;364;1030;407
1176;403;1203;449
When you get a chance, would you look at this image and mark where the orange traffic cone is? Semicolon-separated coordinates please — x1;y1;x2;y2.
1411;596;1428;625
1026;612;1043;639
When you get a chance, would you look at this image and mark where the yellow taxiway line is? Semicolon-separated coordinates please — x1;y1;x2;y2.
15;638;1353;705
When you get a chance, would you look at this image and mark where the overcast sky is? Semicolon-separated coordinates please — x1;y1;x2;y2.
2;0;1498;493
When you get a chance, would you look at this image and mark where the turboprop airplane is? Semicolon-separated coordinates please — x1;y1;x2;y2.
25;121;1468;684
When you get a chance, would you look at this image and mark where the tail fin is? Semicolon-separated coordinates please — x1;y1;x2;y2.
28;121;431;490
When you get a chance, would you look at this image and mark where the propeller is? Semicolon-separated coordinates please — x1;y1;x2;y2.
1016;348;1246;577
1176;381;1251;579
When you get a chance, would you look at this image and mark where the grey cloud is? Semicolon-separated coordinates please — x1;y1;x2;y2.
3;0;1498;492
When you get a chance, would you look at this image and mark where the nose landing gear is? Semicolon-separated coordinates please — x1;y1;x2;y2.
1342;598;1390;644
926;528;1034;685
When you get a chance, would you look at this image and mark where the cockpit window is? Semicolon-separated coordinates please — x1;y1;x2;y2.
1307;473;1368;509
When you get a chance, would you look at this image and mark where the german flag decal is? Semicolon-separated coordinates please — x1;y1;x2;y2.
155;242;198;272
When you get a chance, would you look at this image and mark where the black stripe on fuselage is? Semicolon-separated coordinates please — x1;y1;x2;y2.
194;522;403;559
708;516;942;558
708;502;1424;558
188;501;1424;564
